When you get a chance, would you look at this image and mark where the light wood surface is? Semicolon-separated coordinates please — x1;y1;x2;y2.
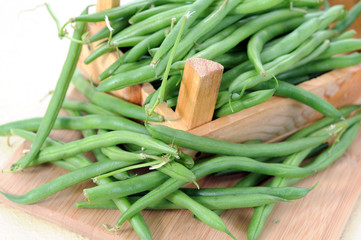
176;58;224;130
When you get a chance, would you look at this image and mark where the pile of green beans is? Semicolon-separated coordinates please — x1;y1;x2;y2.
2;1;361;240
76;1;361;121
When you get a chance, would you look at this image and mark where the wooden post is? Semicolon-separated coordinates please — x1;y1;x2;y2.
176;58;224;130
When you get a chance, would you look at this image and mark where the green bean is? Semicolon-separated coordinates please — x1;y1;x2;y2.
276;52;361;80
332;29;356;41
251;80;342;119
71;72;163;121
292;39;330;68
96;54;126;81
143;74;181;106
13;130;177;169
157;161;197;184
231;0;284;15
76;193;288;210
84;36;147;64
129;4;184;24
62;100;116;116
96;65;158;91
101;146;145;162
106;58;152;80
197;15;245;44
1;161;141;205
247;17;305;76
151;0;216;65
288;105;361;140
220;61;254;91
248;147;314;240
73;0;156;22
124;28;168;63
193;9;305;62
88;18;128;43
11;9;88;172
181;185;313;200
212;52;248;68
0;115;148;136
84;171;168;202
165;190;235;239
176;152;195;168
333;1;361;33
316;39;361;60
229;30;337;93
215;89;275;118
146;124;333;158
11;129;92;169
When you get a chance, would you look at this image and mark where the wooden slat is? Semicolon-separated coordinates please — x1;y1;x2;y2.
176;58;224;130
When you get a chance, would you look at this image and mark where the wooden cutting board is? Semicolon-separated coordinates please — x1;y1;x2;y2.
1;123;361;240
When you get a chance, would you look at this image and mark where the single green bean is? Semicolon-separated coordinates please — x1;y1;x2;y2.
316;39;361;60
1;161;140;205
0;115;148;136
146;124;332;158
333;1;361;33
165;190;235;239
251;80;342;119
124;28;167;63
76;193;288;210
14;130;177;168
85;36;147;64
129;4;184;24
62;100;116;116
215;89;275;118
12;8;88;172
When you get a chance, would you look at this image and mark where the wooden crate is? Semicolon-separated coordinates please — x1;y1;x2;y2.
78;0;361;147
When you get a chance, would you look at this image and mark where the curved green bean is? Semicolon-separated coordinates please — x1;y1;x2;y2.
146;124;332;158
251;80;342;119
215;89;275;118
12;8;88;172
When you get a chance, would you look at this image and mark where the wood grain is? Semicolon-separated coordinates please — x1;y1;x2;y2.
1;126;361;240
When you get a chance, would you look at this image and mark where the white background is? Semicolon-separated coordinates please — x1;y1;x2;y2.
0;0;361;239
